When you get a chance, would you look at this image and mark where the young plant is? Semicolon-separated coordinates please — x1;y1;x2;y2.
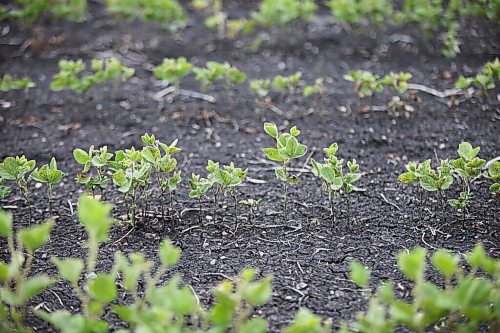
0;156;36;222
110;147;152;226
73;145;113;198
0;211;54;331
310;143;362;224
455;58;499;96
141;133;182;218
272;71;302;100
303;77;326;111
251;0;317;27
0;74;35;92
263;122;307;222
38;195;115;331
153;57;193;95
206;160;247;222
238;198;262;224
344;70;382;98
484;161;500;196
193;61;247;92
3;0;87;23
327;0;393;26
398;159;432;223
188;173;212;222
448;142;485;224
29;157;65;217
250;79;271;101
379;72;414;115
105;0;187;31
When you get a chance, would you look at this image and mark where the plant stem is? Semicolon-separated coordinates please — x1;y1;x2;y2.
283;183;288;223
345;195;351;225
328;190;335;224
198;197;202;224
47;184;53;218
418;186;424;225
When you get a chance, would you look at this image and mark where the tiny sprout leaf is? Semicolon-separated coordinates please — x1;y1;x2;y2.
18;220;53;253
350;260;370;288
159;238;181;267
0;210;13;237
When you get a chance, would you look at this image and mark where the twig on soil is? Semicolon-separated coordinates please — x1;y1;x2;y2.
187;285;200;305
1;205;18;209
379;193;401;211
297;148;315;177
181;225;201;234
296;261;304;275
256;236;284;244
49;290;64;307
407;83;469;98
180;207;203;217
112;227;136;246
200;272;233;281
312;248;331;258
179;89;216;103
286;286;305;297
67;199;74;216
421;231;438;250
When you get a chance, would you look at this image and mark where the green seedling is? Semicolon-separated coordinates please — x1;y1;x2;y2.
251;0;317;27
346;244;500;332
188;173;212;222
0;211;54;331
38;195;115;330
0;156;35;222
111;147;152;226
238;198;262;224
30;157;65;217
484;161;500;195
455;58;499;96
0;177;12;200
0;74;35;92
327;0;393;26
206;160;247;222
303;77;326;111
105;0;187;31
50;58;135;95
194;61;247;92
153;57;193;95
311;143;362;224
272;71;302;99
398;159;433;223
379;72;412;95
73;145;113;198
250;79;271;100
263;122;307;222
344;70;382;98
141;133;182;218
3;0;87;23
448;142;485;225
284;309;332;333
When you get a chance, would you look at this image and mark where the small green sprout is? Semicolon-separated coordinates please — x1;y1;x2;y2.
251;0;317;27
455;58;499;96
153;57;193;95
303;78;324;97
263;122;307;222
4;0;87;23
0;156;36;222
398;159;432;223
239;198;262;224
0;177;12;200
344;70;382;98
0;74;35;92
311;143;362;224
484;161;500;195
250;79;271;100
379;72;412;95
30;157;65;217
206;160;247;222
448;142;485;224
193;61;247;92
73;146;113;198
110;147;152;226
327;0;392;26
141;133;182;218
188;173;212;222
0;211;54;330
272;71;302;96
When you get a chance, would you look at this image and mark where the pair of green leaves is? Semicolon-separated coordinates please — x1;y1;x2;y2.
271;71;302;92
455;58;499;94
251;0;317;27
0;156;36;182
193;61;247;90
30;157;64;186
206;160;247;191
344;70;382;98
485;161;500;194
153;57;193;84
0;74;35;92
188;173;212;198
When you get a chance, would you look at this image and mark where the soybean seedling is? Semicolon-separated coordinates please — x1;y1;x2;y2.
193;61;227;92
239;198;262;224
310;143;362;225
251;0;317;28
303;78;326;111
455;58;499;96
484;161;500;196
73;146;113;198
250;79;271;103
141;133;182;218
0;74;35;102
206;160;247;222
398;159;432;224
379;72;413;115
111;148;152;226
344;70;382;98
0;156;35;223
188;173;212;223
153;57;193;96
0;177;12;200
272;71;302;103
263;123;307;222
448;142;485;226
30;157;65;217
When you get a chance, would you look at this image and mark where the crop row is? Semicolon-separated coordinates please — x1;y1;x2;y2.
1;195;499;332
2;57;499;117
2;1;499;57
1;126;498;228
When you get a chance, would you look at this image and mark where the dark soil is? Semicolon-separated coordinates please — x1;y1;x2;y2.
0;1;499;332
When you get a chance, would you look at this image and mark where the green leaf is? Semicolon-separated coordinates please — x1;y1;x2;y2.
88;273;117;303
73;149;90;165
159;238;181;267
398;247;426;281
264;122;278;138
398;172;416;184
420;175;438;192
18;221;53;252
244;276;272;306
52;258;84;284
77;195;114;244
431;249;459;280
457;142;479;161
240;318;268;333
350;260;370;288
263;148;284;162
0;210;13;238
18;275;54;303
